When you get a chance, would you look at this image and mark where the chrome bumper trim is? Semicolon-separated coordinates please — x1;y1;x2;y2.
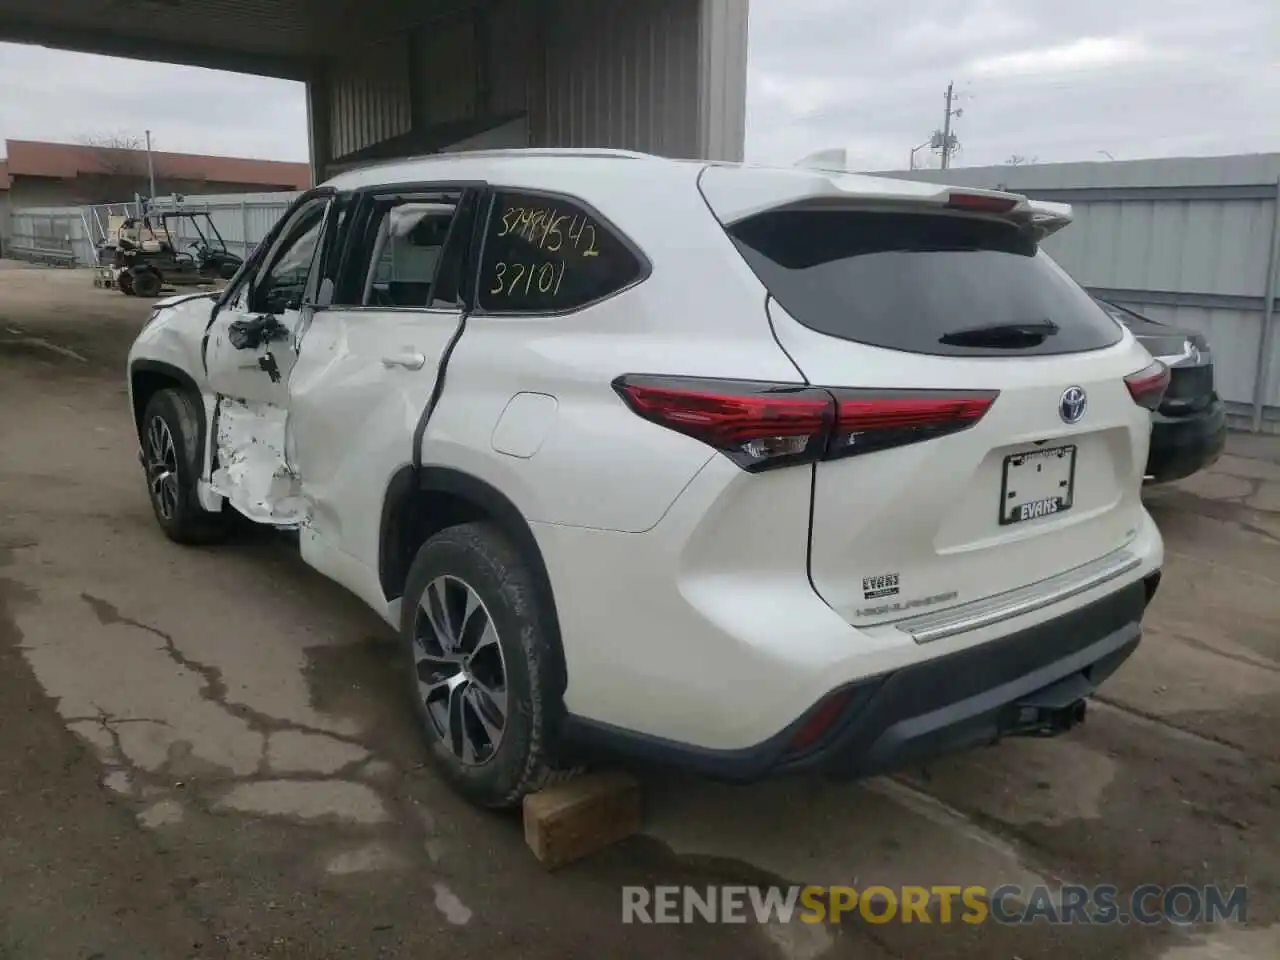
898;548;1142;644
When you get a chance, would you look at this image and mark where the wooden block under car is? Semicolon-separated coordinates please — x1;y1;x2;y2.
523;771;642;868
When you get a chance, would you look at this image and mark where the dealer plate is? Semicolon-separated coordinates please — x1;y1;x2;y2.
1000;445;1077;525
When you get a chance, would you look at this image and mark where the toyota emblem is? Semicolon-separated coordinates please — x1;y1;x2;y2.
1060;386;1087;424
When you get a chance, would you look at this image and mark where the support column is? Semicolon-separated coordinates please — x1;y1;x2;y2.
305;68;333;186
697;0;749;162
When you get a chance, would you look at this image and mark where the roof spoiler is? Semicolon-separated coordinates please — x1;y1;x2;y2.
938;188;1075;240
1022;198;1074;241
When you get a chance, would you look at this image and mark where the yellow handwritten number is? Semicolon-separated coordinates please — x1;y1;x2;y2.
543;213;566;252
489;262;507;295
508;263;526;295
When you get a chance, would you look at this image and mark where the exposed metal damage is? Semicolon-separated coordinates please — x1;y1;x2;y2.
210;397;306;526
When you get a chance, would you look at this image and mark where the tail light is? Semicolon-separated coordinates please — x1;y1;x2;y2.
1125;360;1170;411
612;375;998;472
827;389;998;459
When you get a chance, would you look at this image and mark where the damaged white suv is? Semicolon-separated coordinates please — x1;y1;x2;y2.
127;149;1167;808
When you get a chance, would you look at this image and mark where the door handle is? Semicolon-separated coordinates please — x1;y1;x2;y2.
381;352;427;370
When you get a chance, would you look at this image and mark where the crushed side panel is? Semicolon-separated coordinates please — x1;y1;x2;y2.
209;397;306;526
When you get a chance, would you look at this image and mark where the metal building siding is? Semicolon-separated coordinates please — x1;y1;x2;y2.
416;16;479;125
697;0;749;162
541;0;702;158
487;0;533;117
874;154;1280;426
328;38;413;159
885;155;1280;191
1036;198;1275;300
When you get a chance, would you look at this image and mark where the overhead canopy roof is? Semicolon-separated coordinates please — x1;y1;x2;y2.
0;0;468;79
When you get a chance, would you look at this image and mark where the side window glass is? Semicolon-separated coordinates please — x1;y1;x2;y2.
477;191;644;314
250;198;328;315
313;195;353;309
352;193;461;309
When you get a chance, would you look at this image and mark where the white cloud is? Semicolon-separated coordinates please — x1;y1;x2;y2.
0;42;308;162
752;73;840;117
967;36;1156;78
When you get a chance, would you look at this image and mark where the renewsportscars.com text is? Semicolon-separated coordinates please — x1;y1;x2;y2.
622;884;1247;926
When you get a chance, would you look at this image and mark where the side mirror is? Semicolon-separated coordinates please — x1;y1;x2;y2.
262;290;289;315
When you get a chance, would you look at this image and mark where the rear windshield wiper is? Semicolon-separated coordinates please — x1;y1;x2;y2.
938;320;1059;348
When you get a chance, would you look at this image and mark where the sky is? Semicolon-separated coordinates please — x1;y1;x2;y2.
0;0;1277;171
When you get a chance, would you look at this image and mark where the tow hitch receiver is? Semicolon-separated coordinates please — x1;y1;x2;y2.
1006;672;1092;737
1008;698;1087;737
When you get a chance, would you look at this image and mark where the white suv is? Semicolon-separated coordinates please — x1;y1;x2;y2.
127;149;1167;808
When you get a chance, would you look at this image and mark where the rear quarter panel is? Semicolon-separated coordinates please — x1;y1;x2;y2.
423;163;806;533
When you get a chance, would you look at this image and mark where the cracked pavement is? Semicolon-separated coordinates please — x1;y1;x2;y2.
2;262;1279;959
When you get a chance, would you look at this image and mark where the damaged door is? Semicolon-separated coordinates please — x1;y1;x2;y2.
285;185;481;614
203;192;334;525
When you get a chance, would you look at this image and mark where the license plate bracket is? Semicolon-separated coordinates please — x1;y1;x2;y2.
1000;444;1077;525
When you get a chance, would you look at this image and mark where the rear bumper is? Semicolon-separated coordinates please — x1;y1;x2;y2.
1145;398;1226;484
560;573;1157;782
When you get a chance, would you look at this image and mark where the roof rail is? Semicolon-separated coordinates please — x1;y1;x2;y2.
331;147;662;178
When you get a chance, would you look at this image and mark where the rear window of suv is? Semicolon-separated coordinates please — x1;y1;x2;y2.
476;191;646;314
728;209;1123;357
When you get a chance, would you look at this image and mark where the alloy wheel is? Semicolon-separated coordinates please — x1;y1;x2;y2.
413;575;509;765
145;415;180;520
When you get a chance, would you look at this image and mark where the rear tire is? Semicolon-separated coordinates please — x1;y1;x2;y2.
400;522;573;809
118;271;136;296
132;268;162;298
141;388;228;545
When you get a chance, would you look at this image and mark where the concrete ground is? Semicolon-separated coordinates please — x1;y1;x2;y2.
1;261;1278;959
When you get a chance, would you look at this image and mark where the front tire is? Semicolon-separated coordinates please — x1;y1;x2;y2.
401;522;571;808
141;389;228;545
118;271;136;295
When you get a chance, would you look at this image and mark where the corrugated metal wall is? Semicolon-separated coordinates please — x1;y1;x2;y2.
415;14;480;127
696;0;748;162
879;155;1280;432
540;0;702;158
487;0;533;118
328;36;414;159
314;0;748;165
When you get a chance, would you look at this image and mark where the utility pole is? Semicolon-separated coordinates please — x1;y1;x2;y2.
940;82;957;169
145;129;156;201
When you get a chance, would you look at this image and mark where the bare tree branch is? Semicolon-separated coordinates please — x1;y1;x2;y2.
74;133;154;202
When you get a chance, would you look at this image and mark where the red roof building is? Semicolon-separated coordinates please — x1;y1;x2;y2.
0;138;309;209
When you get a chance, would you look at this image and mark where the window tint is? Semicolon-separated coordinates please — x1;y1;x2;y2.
729;210;1123;357
477;191;644;313
250;197;329;314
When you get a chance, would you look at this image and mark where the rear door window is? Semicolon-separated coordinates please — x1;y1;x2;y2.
476;191;646;314
729;209;1123;357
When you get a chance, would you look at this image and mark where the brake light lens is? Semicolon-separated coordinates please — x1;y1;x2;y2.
612;375;998;472
946;191;1020;213
611;376;833;471
1124;360;1170;411
827;389;998;459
